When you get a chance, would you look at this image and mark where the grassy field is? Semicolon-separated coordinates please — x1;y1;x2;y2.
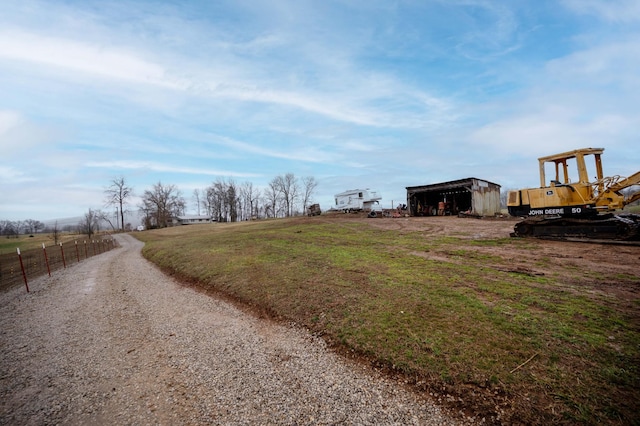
0;233;87;254
0;231;118;255
133;217;639;425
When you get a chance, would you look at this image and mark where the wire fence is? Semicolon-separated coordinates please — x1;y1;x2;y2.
0;238;119;292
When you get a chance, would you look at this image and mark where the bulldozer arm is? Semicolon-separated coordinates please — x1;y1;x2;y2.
608;171;640;207
608;171;640;193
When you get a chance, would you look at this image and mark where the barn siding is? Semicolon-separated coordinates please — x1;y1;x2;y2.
406;178;501;217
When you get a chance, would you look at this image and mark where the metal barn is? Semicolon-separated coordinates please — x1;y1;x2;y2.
406;178;501;217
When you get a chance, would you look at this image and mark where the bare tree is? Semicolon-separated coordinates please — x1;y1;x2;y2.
23;219;44;235
193;189;202;215
264;179;282;218
239;181;260;220
96;210;117;231
206;179;227;222
104;176;134;232
203;178;243;222
301;176;318;213
0;220;19;238
51;221;60;245
78;209;100;239
227;180;239;222
139;204;153;230
139;182;184;228
14;220;24;236
272;173;299;217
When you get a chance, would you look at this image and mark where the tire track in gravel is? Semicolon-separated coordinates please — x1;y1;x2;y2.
1;233;470;425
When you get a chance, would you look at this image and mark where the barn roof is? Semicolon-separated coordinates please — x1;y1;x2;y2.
406;177;500;193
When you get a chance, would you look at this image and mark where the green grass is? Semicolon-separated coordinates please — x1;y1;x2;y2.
133;218;640;425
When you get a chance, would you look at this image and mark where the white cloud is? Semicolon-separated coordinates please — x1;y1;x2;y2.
85;160;260;178
1;3;457;131
0;165;36;183
545;38;640;91
209;134;337;163
562;0;640;23
468;112;631;157
0;110;65;158
0;110;22;134
0;30;185;89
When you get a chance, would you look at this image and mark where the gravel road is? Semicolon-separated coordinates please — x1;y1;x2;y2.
1;233;470;425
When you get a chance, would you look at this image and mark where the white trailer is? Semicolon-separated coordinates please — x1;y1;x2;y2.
334;189;382;213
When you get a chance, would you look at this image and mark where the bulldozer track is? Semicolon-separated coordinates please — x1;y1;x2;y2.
536;237;640;247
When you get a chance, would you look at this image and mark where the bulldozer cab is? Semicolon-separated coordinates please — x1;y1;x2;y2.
538;148;605;200
538;148;604;186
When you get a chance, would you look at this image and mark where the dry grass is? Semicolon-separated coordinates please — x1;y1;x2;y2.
133;217;640;425
0;230;116;255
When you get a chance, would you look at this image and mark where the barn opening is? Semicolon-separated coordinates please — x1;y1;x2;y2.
406;177;501;217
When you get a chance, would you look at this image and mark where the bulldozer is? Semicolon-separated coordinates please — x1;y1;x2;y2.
507;147;640;241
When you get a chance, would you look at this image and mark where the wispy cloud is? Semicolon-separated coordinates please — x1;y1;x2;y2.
0;110;66;158
85;160;260;178
0;30;183;88
562;0;640;23
0;165;36;183
545;37;640;90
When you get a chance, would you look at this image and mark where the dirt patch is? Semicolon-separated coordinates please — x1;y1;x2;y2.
318;214;640;307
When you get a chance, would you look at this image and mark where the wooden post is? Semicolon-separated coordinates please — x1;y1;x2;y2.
75;241;80;263
17;248;29;293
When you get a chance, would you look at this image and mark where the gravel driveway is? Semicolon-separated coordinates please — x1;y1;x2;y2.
1;233;468;425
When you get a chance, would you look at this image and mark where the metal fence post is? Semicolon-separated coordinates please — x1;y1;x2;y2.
42;243;51;277
60;242;66;269
17;248;29;293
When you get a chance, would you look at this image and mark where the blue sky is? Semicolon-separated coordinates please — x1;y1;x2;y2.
1;0;639;222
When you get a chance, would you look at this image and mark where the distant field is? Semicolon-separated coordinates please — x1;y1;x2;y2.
0;231;118;255
0;233;83;254
133;216;640;425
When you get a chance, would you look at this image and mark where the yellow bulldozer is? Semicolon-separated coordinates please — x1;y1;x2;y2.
507;147;640;240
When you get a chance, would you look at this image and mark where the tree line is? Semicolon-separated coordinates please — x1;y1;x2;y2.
137;173;318;229
0;219;46;238
0;213;112;241
2;173;319;237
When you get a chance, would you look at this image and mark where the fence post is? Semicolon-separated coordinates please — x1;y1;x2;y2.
84;240;88;259
17;248;29;293
92;240;96;256
75;241;80;263
60;242;66;269
42;243;51;277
